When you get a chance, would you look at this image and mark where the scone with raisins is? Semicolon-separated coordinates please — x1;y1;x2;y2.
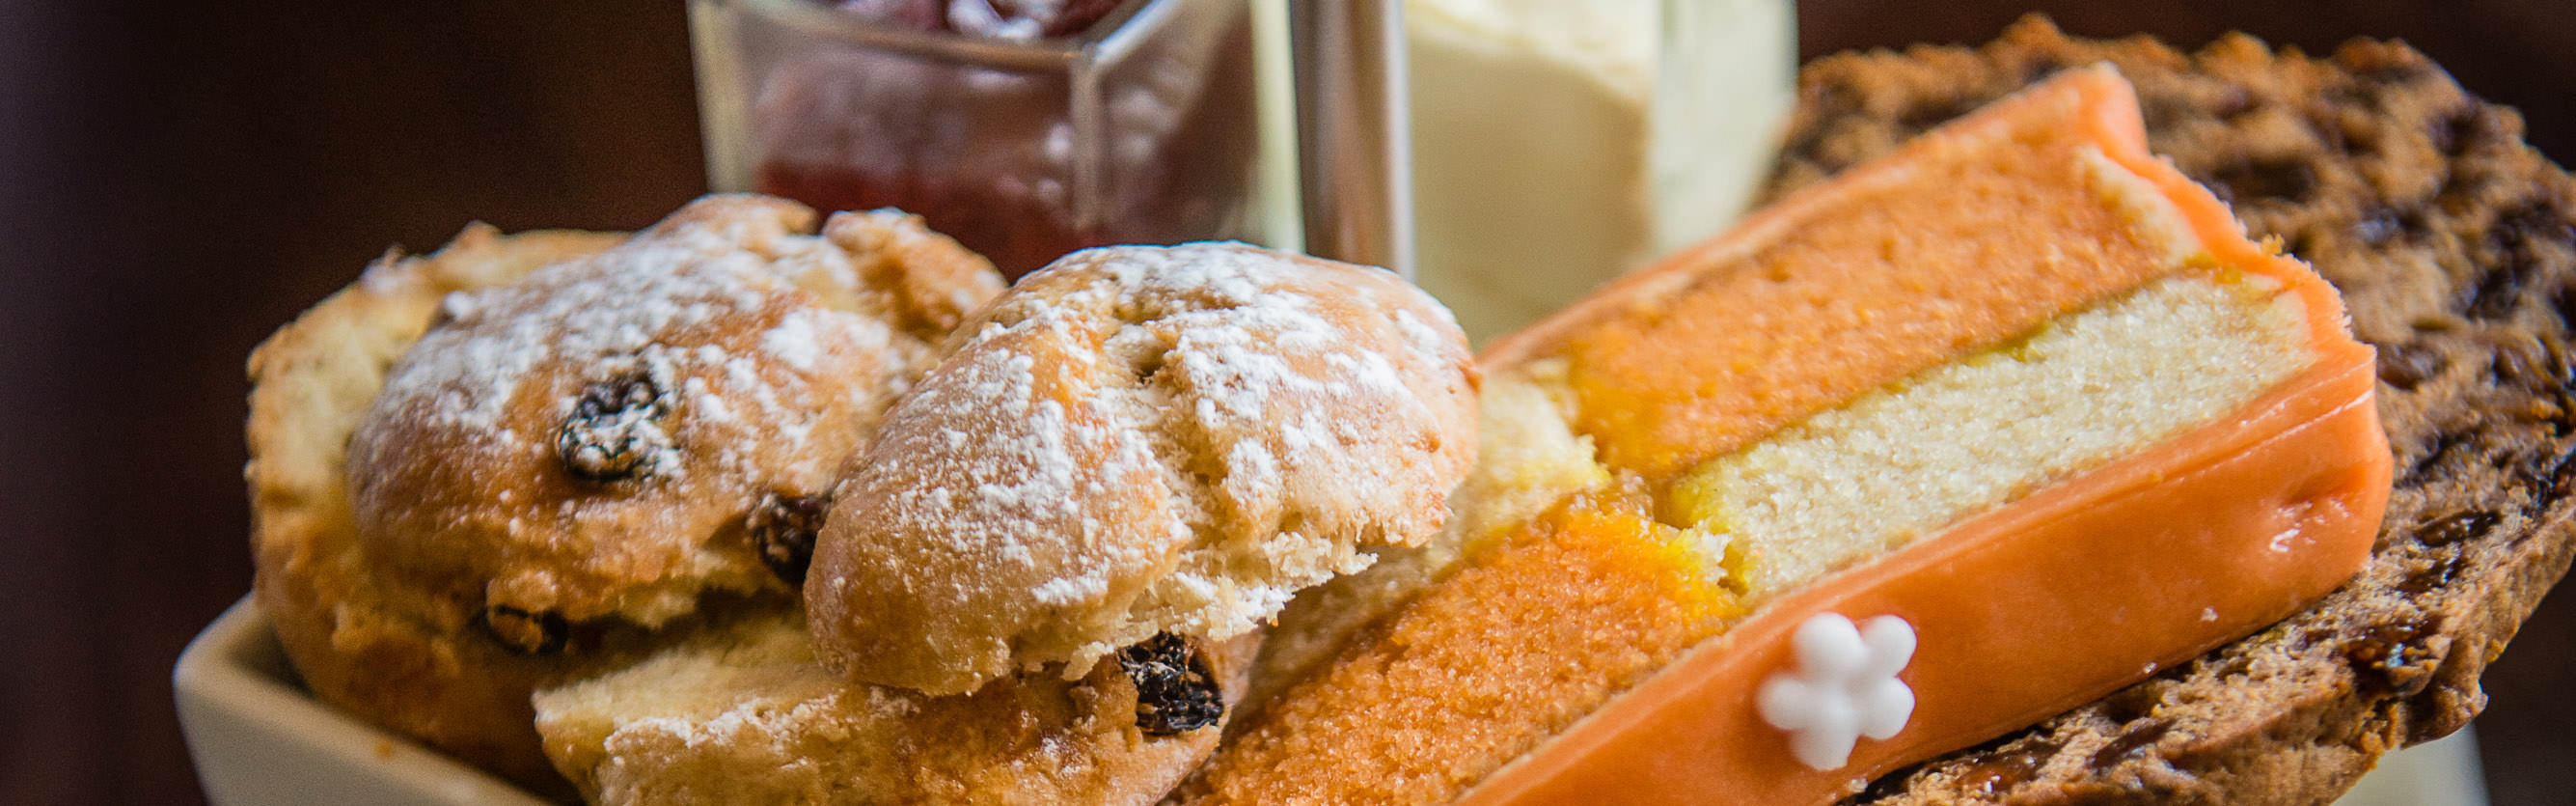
251;199;1463;805
249;223;622;793
346;195;1000;643
248;195;1001;792
517;241;1475;805
806;242;1481;697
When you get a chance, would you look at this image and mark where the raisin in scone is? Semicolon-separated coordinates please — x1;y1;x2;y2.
808;242;1479;695
1766;16;2576;804
533;614;1255;806
527;241;1474;804
247;195;1002;792
346;195;1001;642
248;224;622;793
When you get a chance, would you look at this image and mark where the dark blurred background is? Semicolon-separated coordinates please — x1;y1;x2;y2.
0;1;2567;803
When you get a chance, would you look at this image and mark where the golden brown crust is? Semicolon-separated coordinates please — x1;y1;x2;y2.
247;222;622;792
807;242;1478;695
1774;17;2576;804
248;196;1007;796
343;197;1002;635
534;611;1259;806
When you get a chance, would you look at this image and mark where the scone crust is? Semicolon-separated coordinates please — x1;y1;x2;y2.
808;242;1478;694
1780;17;2576;804
344;196;1002;632
534;610;1259;806
247;223;623;792
249;196;1004;792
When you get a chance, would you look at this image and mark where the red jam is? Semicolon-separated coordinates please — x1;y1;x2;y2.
751;0;1260;279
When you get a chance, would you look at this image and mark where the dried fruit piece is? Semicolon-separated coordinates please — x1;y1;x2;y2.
2528;447;2576;517
2398;554;2465;596
2464;200;2573;320
1118;632;1223;736
2401;430;2472;486
556;371;671;482
1951;738;2061;796
2205;155;2317;206
2374;342;2445;391
2343;617;2440;696
749;491;831;584
2087;718;2172;769
483;604;568;655
2416;510;2501;546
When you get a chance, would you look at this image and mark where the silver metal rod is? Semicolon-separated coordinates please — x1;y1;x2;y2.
1289;0;1412;277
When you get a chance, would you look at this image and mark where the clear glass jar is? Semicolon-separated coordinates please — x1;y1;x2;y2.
1404;0;1796;341
689;0;1277;279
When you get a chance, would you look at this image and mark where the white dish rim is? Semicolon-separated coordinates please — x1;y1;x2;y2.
173;596;552;805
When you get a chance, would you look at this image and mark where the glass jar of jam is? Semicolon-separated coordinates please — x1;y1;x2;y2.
690;0;1277;279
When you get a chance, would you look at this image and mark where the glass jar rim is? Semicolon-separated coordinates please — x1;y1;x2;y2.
724;0;1159;68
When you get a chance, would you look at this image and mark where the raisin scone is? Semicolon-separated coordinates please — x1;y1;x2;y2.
248;224;621;793
1765;17;2576;804
247;195;1002;792
346;195;1001;642
807;242;1480;695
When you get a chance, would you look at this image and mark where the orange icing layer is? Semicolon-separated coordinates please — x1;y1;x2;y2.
1491;67;2170;481
1461;67;2389;805
1196;68;2388;806
1465;360;2385;805
1192;501;1734;804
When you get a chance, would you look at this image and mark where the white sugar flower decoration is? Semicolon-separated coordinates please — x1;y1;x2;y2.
1755;612;1917;770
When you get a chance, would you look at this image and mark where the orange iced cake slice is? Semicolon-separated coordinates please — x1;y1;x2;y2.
1187;65;2392;805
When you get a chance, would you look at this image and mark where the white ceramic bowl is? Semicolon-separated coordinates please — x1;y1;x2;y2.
173;597;549;806
172;594;2485;805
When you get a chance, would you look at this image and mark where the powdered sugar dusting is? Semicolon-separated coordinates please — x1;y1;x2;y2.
346;198;994;625
880;312;1171;608
371;233;867;479
815;241;1478;690
764;310;827;373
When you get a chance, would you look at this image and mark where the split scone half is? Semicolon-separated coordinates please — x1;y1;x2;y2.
1189;65;2392;805
533;611;1260;804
